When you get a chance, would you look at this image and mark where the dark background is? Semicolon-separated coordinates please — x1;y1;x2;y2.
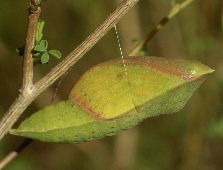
0;0;223;169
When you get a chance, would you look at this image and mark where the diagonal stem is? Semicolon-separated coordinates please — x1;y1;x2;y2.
129;0;195;56
0;0;140;140
0;139;32;170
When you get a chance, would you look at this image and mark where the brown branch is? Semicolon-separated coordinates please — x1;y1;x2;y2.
129;0;195;56
0;0;140;140
0;3;41;168
22;2;41;92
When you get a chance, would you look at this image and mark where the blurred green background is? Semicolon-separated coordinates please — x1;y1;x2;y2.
0;0;223;169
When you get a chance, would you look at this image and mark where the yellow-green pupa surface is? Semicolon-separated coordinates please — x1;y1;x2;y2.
11;56;214;143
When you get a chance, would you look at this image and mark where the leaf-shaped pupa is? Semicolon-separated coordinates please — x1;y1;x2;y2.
10;56;214;143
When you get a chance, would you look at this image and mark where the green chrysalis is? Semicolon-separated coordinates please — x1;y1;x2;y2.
10;56;214;143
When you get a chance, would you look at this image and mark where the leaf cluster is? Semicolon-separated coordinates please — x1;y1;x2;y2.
33;20;61;64
16;20;62;64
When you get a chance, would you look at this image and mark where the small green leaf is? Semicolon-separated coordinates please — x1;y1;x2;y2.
34;44;47;52
35;20;45;45
10;56;214;143
39;40;48;49
40;52;49;64
48;50;62;59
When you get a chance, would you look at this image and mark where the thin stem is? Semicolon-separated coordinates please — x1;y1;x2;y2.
0;0;140;140
129;0;195;56
0;153;17;170
0;139;32;170
0;3;41;168
22;3;41;92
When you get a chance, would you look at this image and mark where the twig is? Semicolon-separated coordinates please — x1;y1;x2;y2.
0;139;32;170
0;2;40;169
22;2;41;93
0;0;140;140
0;153;17;170
129;0;195;56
